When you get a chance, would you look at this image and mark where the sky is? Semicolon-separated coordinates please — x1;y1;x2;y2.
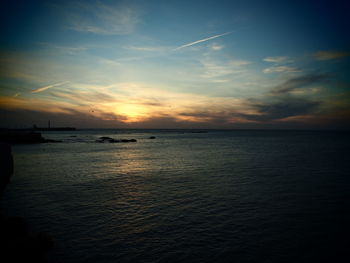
1;0;349;129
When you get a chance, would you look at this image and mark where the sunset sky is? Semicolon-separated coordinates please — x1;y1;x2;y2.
1;0;349;129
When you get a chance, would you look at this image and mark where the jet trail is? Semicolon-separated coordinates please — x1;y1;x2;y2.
31;81;69;93
174;32;232;50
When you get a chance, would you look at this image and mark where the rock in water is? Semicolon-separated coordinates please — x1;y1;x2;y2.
96;137;137;143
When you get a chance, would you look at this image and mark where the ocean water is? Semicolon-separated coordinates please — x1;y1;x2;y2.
1;129;349;263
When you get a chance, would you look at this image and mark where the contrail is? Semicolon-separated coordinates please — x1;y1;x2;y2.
174;32;232;51
32;81;69;93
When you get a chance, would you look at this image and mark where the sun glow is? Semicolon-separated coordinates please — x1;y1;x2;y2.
115;104;150;123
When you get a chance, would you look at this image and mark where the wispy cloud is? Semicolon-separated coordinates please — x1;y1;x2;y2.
200;59;248;79
125;46;162;52
242;98;320;122
31;81;69;93
263;56;290;63
0;96;79;114
263;66;300;74
269;74;328;95
39;43;90;55
229;60;251;66
313;50;350;60
98;58;122;67
237;74;329;123
210;43;224;51
174;32;232;51
66;2;141;35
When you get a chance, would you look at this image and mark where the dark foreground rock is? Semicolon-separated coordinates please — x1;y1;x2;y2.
0;131;61;144
0;143;13;194
0;215;54;263
96;137;137;143
0;144;54;263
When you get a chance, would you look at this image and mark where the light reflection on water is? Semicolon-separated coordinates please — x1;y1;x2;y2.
1;130;350;263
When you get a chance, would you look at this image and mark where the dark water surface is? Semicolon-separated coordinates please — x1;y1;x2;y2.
1;130;349;262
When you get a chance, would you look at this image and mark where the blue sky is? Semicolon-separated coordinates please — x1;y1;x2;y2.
1;0;349;129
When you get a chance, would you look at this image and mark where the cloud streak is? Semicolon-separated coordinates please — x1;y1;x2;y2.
174;32;232;50
269;74;328;95
263;56;290;63
313;50;350;60
263;66;300;74
31;81;69;93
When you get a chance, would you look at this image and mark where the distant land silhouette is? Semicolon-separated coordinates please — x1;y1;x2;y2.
0;130;62;144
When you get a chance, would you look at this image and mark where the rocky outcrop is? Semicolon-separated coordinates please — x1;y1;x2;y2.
96;137;137;143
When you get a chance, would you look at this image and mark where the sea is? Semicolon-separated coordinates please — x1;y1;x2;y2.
1;129;349;263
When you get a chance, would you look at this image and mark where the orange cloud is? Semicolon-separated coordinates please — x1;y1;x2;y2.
0;80;255;125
